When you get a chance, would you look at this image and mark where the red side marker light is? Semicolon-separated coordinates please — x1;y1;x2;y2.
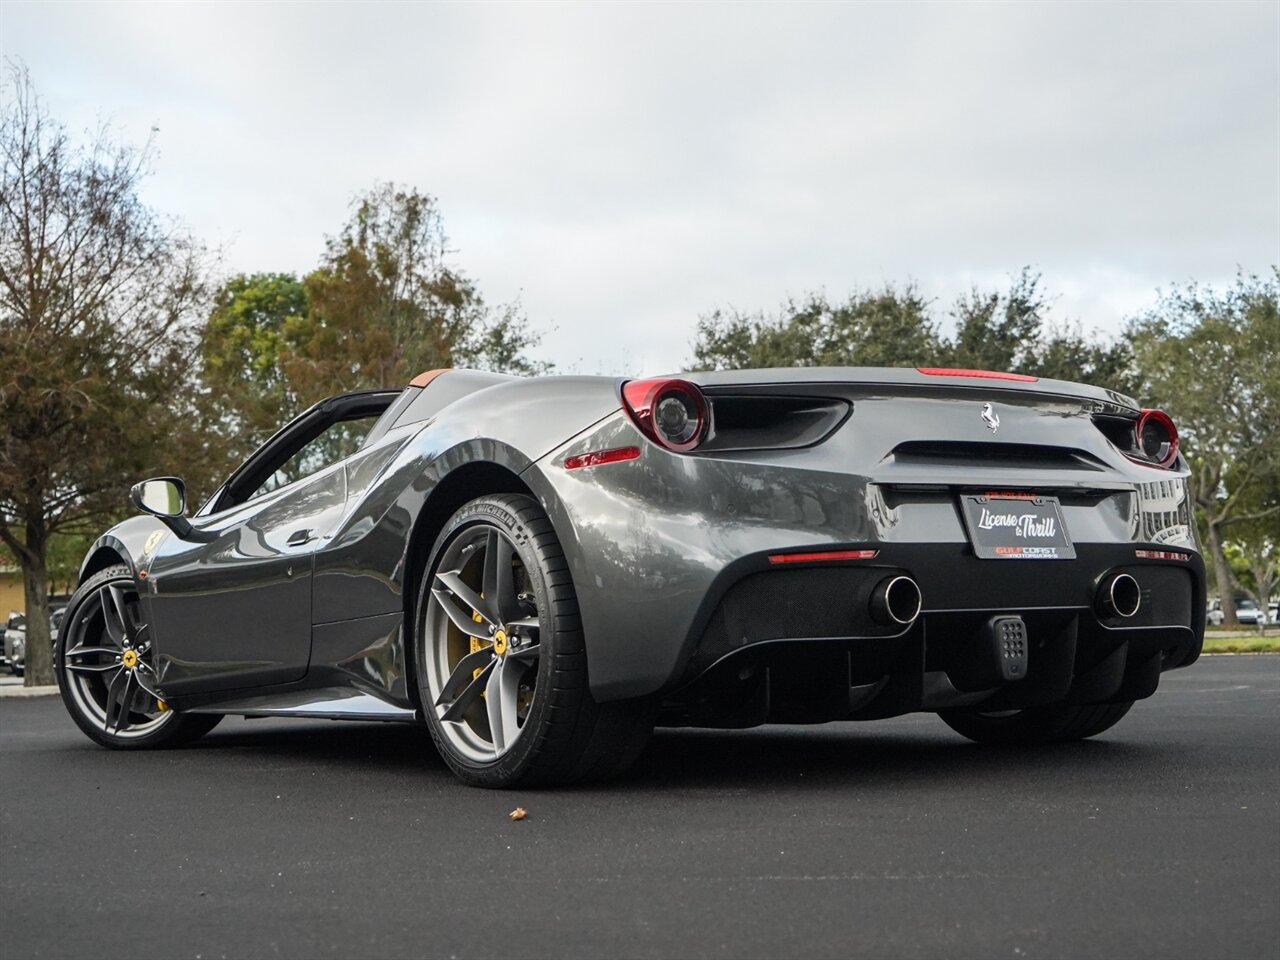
768;548;879;564
564;446;641;470
917;367;1039;382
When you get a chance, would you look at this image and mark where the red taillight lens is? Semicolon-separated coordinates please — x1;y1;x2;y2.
1134;409;1179;467
621;378;709;452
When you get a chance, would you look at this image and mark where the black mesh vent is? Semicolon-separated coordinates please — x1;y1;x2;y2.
692;566;902;672
1102;565;1194;628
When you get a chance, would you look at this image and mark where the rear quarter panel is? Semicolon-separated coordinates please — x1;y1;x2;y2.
310;376;625;625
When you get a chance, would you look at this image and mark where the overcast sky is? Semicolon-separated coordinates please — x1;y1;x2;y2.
3;1;1277;374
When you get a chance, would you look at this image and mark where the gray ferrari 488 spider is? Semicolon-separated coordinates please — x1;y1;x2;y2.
57;366;1204;787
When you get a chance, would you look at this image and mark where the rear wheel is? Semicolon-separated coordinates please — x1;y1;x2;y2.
56;565;221;749
417;494;654;788
938;701;1134;745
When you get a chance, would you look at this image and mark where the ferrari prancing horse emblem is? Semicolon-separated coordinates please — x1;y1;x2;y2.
981;403;1000;434
143;529;166;556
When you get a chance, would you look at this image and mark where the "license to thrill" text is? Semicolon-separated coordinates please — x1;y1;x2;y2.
976;507;1057;539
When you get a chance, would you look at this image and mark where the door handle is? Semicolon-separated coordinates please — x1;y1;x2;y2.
286;528;316;546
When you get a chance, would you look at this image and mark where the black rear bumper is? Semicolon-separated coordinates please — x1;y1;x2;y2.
662;543;1203;727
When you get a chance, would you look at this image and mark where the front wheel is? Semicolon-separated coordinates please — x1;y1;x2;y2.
417;494;654;788
56;565;221;749
938;701;1134;745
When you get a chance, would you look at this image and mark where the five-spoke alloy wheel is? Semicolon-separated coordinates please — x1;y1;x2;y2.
56;565;221;749
424;521;542;761
417;494;654;788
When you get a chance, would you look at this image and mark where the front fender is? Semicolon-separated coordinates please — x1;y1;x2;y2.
79;516;172;584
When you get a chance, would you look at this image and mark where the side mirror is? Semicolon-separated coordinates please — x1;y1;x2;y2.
130;477;186;517
129;477;214;542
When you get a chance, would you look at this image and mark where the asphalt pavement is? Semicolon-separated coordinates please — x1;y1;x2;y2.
2;656;1277;960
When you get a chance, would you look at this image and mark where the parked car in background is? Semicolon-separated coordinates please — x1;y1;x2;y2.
1235;599;1269;626
2;607;68;676
1206;597;1271;627
3;612;26;675
49;607;66;646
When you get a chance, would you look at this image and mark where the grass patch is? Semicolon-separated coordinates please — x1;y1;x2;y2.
1202;636;1280;654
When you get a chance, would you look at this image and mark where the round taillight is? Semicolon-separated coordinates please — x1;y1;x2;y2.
1135;409;1179;467
621;378;709;452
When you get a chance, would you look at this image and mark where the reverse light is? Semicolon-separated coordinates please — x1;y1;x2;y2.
1133;409;1179;468
621;378;709;452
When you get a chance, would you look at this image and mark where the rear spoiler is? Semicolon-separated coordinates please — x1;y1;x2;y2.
680;366;1140;416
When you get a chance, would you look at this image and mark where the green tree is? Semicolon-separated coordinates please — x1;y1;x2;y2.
945;268;1046;373
201;272;309;458
1128;271;1280;626
1021;321;1134;396
200;187;548;473
691;284;942;371
283;182;547;401
1223;470;1280;632
44;530;95;597
1234;534;1279;632
946;269;1135;393
688;270;1134;395
0;67;213;685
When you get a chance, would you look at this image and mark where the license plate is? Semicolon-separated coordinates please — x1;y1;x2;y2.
959;493;1076;560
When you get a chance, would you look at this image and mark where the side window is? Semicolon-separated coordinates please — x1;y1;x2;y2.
249;415;380;501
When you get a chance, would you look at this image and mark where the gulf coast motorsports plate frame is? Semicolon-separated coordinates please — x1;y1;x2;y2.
959;492;1077;560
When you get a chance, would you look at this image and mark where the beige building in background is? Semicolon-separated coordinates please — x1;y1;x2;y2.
1;561;24;618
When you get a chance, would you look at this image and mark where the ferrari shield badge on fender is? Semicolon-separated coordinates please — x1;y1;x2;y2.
981;402;1000;433
142;529;166;557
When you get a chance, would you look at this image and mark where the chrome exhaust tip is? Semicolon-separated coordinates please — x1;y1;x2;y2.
1098;573;1141;619
870;575;922;626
